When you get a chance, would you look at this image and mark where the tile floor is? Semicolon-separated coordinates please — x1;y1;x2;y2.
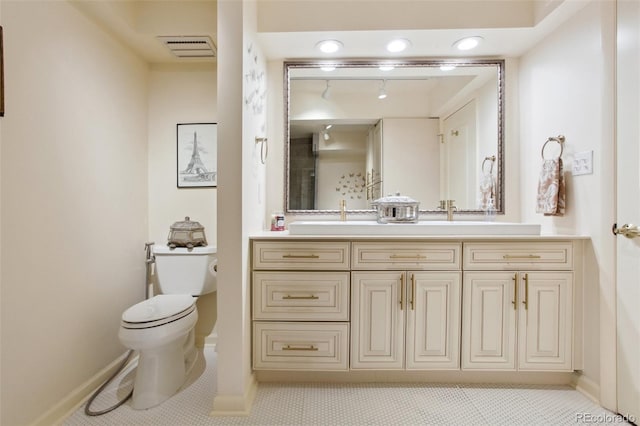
64;346;628;426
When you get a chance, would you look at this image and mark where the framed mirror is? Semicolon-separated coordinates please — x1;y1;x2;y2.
285;59;504;215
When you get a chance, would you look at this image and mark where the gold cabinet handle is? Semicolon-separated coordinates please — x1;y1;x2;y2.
282;345;318;351
399;273;404;310
503;254;541;260
282;295;319;300
411;274;416;310
282;254;320;259
512;273;518;310
522;273;529;310
390;254;427;260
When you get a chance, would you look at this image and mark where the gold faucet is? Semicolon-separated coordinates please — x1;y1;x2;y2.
439;199;457;221
339;199;347;221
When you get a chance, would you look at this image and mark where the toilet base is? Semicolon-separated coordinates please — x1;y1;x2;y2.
130;329;197;410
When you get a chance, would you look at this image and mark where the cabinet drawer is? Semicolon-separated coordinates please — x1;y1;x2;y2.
352;242;461;270
253;322;349;370
463;242;573;270
253;272;349;321
253;241;350;270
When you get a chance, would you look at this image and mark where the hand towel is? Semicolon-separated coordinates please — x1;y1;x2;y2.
479;174;496;210
536;158;565;216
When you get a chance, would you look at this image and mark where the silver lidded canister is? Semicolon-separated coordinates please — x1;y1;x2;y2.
371;192;420;224
167;216;208;249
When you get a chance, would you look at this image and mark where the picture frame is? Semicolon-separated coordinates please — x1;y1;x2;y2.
177;123;217;188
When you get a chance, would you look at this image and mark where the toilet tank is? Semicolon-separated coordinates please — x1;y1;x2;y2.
153;245;217;296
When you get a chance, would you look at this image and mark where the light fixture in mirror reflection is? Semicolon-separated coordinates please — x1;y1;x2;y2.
285;59;504;215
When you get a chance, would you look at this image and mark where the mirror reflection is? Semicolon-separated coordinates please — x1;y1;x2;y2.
286;60;504;214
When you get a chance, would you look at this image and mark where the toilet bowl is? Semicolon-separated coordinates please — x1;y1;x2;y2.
119;294;198;409
118;245;217;410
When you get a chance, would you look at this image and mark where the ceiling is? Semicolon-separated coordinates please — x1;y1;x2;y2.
71;0;586;64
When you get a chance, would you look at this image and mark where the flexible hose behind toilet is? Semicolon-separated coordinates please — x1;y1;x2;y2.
84;242;155;416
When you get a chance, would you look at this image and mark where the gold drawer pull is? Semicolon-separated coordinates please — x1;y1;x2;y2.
282;254;320;259
282;295;319;300
522;273;529;310
503;254;542;260
390;254;427;260
282;345;318;351
512;273;518;310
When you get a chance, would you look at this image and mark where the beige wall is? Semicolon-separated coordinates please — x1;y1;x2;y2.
147;62;218;343
147;63;217;245
517;0;616;406
0;2;149;425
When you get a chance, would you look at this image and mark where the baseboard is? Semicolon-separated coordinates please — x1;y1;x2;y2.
255;370;575;385
210;373;257;416
29;351;137;426
571;372;601;404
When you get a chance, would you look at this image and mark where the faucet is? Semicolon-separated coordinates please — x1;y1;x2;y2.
339;199;347;221
438;199;457;221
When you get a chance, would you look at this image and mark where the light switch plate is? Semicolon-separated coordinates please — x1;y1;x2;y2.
572;150;593;176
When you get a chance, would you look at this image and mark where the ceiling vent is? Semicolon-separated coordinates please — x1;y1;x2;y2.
157;36;216;58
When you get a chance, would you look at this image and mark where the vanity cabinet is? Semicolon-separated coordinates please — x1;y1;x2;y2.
350;242;461;370
251;238;581;374
461;242;574;371
351;270;461;370
251;241;350;371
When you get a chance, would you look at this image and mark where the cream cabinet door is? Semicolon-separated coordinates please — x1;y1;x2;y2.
406;272;461;370
462;272;517;370
351;272;404;369
518;272;573;371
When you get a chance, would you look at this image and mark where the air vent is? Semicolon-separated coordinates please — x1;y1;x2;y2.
157;36;216;58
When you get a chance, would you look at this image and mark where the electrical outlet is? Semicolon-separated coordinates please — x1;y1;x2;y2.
572;150;593;176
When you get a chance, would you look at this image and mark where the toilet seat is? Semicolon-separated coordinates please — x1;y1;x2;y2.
122;295;196;330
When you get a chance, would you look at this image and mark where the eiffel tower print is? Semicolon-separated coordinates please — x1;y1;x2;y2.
178;124;217;188
183;132;208;175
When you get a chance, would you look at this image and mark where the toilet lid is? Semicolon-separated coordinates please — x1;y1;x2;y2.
122;295;196;324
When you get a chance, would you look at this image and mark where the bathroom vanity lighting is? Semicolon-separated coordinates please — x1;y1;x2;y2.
386;38;411;53
316;40;343;53
453;36;483;51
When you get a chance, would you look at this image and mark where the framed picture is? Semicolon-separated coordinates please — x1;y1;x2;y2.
177;123;217;188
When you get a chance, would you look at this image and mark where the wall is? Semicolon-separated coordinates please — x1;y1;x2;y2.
0;2;149;425
147;63;218;343
517;0;615;406
213;0;267;415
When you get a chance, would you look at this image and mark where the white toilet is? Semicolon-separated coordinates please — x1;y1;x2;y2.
118;244;217;410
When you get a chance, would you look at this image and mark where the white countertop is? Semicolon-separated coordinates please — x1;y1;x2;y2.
250;230;590;240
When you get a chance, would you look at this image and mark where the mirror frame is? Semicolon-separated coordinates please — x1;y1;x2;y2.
284;59;505;215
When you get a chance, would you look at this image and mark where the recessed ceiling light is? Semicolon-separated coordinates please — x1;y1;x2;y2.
386;39;411;53
379;65;395;71
440;65;456;71
316;40;343;54
321;66;336;72
453;36;483;51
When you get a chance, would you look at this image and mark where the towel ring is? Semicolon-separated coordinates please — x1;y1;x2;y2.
482;155;496;175
541;135;565;160
255;137;268;164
